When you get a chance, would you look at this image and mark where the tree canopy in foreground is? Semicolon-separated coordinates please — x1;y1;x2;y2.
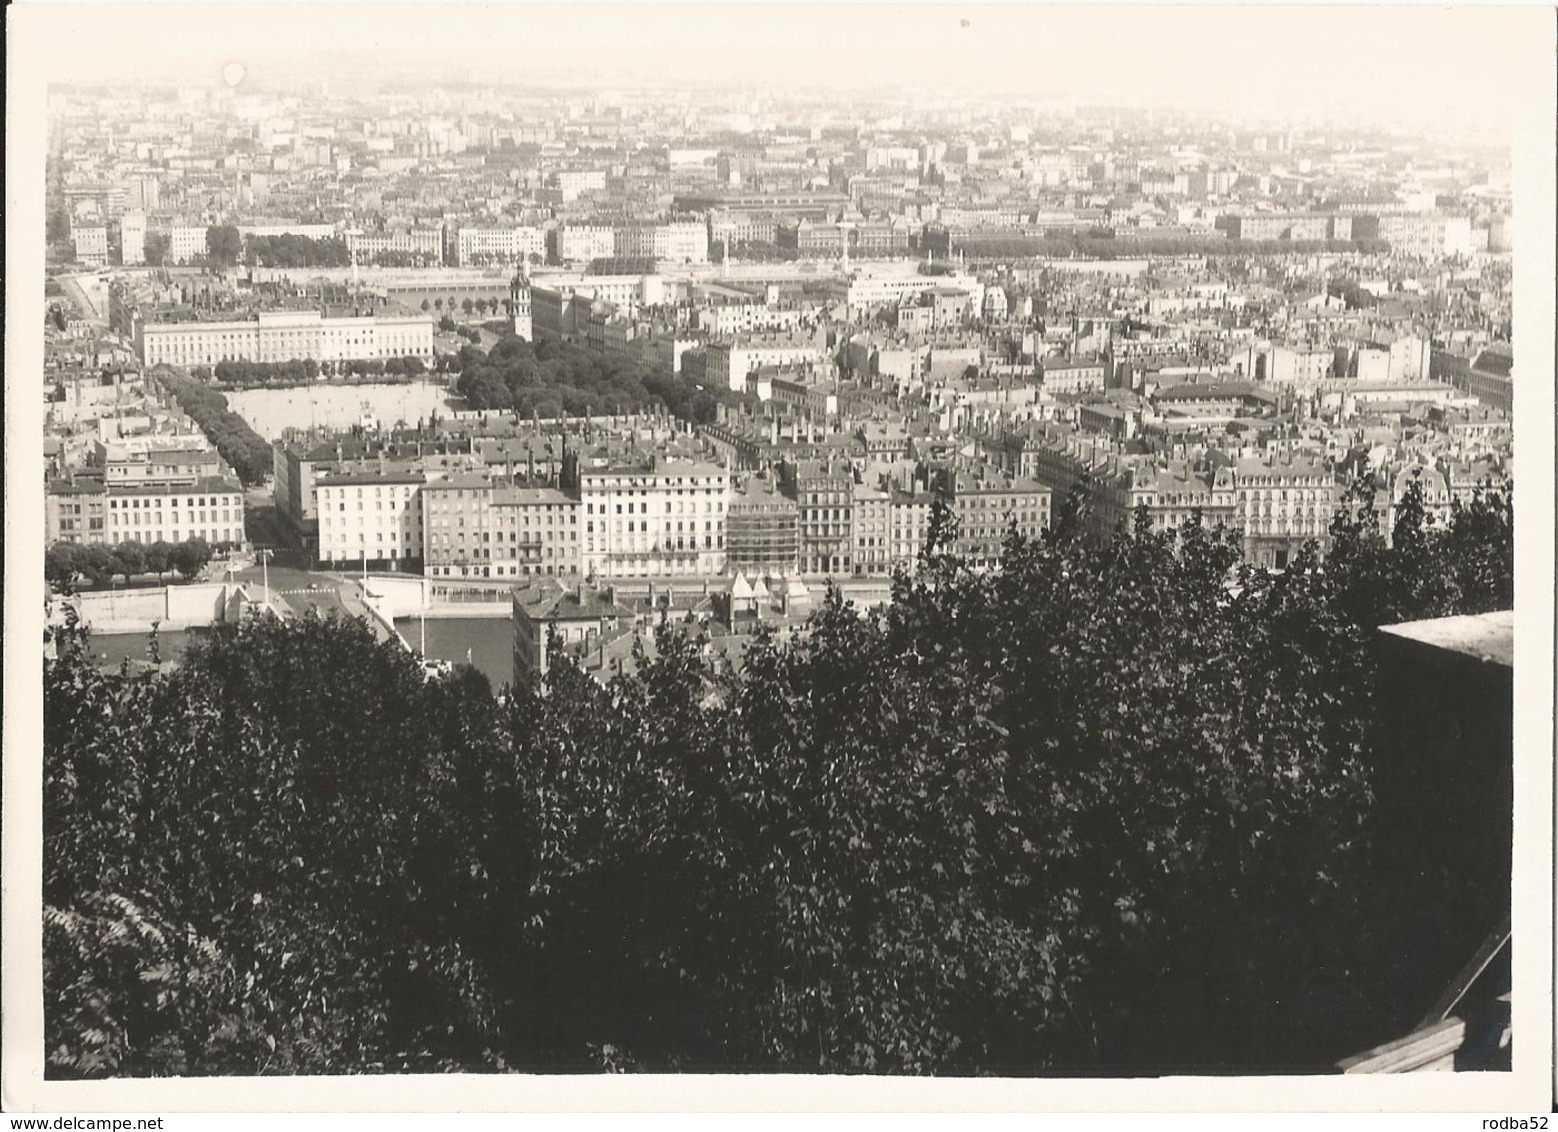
42;478;1512;1076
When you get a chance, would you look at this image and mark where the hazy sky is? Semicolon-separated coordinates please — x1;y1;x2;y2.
16;3;1543;138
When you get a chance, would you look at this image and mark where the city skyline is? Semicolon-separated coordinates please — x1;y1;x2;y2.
25;3;1536;142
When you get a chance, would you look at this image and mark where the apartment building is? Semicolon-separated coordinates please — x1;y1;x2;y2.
786;460;854;576
776;220;848;256
851;482;892;576
346;226;446;265
237;222;337;241
726;475;801;576
72;224;109;267
455;225;545;266
102;478;246;549
1127;462;1236;534
889;483;934;573
853;220;913;255
579;459;729;579
940;471;1052;570
1230;454;1339;569
701;337;830;392
696;303;804;337
119;212;147;266
102;445;230;490
1215;213;1341;242
422;475;581;579
169;225;209;265
552;224;616;264
45;483;109;545
1380;465;1452;539
614;221;709;264
549;169;608;202
707;210;780;249
1372;214;1475;260
1267;345;1334;390
316;470;426;569
512;579;633;685
1042;354;1108;395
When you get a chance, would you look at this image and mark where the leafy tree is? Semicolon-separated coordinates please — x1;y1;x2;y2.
144;541;174;582
46;543;83;589
1442;480;1514;614
243;234;351;269
42;477;1515;1077
44;611;506;1076
169;539;212;580
454;333;751;425
112;542;148;581
206;226;243;267
80;546;120;587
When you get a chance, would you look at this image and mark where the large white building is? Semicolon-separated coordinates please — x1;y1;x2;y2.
554;224;616;264
1267;345;1333;390
846;270;984;315
135;310;436;368
315;470;426;568
72;224;109;267
169;224;209;265
1376;214;1475;260
580;459;729;579
346;226;445;265
104;477;246;548
702;339;830;392
696;303;803;337
120;212;147;266
613;221;710;265
455;225;545;266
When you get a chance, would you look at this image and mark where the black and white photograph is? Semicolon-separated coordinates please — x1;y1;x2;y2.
4;1;1554;1118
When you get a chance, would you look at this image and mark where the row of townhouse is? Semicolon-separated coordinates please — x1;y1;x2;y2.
313;458;730;581
1017;432;1343;569
306;449;1052;581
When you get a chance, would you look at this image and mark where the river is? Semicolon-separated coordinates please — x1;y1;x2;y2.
395;616;514;691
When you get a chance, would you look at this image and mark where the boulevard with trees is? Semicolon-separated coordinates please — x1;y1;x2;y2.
153;372;273;485
43;476;1513;1076
189;356;430;388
